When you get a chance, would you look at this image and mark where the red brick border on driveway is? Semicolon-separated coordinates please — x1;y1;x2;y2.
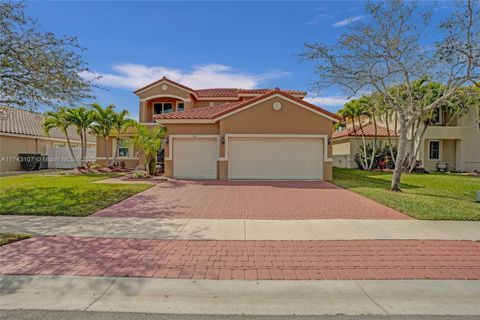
94;180;410;220
2;237;478;280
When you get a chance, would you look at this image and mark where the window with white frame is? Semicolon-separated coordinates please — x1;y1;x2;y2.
429;141;440;160
152;102;174;115
118;139;130;157
177;102;185;112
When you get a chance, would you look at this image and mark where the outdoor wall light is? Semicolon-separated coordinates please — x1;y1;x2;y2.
328;137;332;145
221;136;225;144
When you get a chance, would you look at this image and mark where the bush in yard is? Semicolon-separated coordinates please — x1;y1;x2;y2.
354;145;397;170
132;171;148;179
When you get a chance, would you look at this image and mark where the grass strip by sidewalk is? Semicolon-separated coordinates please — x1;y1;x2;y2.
333;167;480;220
0;233;31;246
0;174;151;217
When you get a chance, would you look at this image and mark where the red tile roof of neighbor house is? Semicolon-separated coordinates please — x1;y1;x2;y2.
134;77;307;98
154;89;341;121
332;122;398;139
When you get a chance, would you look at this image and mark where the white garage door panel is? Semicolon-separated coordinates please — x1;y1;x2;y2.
173;138;217;179
229;138;323;180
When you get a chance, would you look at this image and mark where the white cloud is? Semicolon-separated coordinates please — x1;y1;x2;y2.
305;13;333;26
81;64;289;90
305;95;350;107
333;15;364;27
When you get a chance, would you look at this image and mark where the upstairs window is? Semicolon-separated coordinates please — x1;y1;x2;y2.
153;102;174;115
177;102;185;112
431;108;443;125
429;141;440;160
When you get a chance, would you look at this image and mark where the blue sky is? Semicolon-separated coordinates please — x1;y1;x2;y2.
25;1;455;119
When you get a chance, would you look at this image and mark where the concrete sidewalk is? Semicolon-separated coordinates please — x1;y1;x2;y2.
1;275;479;315
1;215;480;240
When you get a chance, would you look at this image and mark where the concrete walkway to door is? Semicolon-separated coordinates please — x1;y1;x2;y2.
94;180;410;220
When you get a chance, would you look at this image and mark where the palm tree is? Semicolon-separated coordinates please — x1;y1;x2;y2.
111;109;136;165
90;103;115;164
129;124;166;176
65;107;95;167
43;107;77;164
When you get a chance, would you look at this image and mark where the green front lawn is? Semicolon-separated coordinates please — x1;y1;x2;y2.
0;232;31;246
0;174;151;217
333;168;480;220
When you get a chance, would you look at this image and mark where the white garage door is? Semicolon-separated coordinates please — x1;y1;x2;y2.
228;137;324;180
173;138;218;179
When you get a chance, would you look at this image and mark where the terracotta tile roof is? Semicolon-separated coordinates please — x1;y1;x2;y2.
154;90;341;122
134;77;307;99
154;101;245;120
237;88;307;96
0;107;96;142
332;122;398;139
195;88;240;98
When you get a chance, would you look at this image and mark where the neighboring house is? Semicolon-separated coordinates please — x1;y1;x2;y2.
0;107;96;172
414;106;480;172
332;108;480;172
97;77;340;180
332;122;398;169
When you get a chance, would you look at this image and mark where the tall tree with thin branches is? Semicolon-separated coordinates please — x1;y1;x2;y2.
302;0;479;191
0;2;94;109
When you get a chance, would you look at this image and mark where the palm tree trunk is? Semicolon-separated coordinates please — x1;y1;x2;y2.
368;116;378;170
64;130;77;165
384;112;396;164
82;128;87;166
104;136;109;164
357;117;369;170
111;134;119;166
79;130;85;167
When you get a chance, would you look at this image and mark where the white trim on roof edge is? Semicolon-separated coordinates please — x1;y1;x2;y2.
154;119;215;124
141;95;191;102
135;80;197;96
0;132;96;144
214;94;340;123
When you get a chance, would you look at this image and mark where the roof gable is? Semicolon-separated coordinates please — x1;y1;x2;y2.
153;89;340;123
134;77;307;100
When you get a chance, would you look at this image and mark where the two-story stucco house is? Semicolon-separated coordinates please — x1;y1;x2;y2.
332;107;480;172
96;77;340;180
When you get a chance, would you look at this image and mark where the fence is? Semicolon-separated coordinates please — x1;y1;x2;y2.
47;147;96;169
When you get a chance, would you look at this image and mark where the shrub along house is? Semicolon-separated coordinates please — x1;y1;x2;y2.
97;77;340;180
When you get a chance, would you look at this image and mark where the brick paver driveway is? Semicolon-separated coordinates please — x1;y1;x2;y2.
2;237;479;280
94;180;409;219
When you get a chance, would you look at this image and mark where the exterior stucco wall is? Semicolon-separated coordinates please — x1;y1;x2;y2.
0;135;87;172
96;135;139;169
138;94;337;180
138;83;194;122
218;96;335;181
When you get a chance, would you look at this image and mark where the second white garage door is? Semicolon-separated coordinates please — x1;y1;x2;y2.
228;137;324;180
173;138;218;179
